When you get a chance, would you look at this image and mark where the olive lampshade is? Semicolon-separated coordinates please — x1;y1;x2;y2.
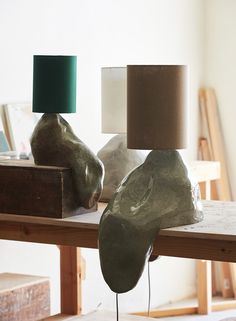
33;55;77;113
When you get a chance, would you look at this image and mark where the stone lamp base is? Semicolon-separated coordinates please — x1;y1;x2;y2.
30;113;104;209
99;149;203;293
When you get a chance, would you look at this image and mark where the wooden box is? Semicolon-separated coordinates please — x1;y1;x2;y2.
0;160;96;218
0;273;50;321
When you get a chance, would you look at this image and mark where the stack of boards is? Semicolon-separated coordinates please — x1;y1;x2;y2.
199;88;236;299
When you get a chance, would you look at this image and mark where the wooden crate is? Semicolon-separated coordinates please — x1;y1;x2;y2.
0;160;96;218
0;273;50;321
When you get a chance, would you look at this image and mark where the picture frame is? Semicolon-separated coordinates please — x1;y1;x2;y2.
2;103;41;156
0;105;10;155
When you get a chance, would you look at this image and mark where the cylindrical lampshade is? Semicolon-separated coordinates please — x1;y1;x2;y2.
127;65;187;150
33;55;77;113
102;67;126;133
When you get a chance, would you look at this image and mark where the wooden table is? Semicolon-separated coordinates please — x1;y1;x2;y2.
1;200;236;319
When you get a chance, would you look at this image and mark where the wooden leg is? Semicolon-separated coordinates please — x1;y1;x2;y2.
197;260;212;314
60;246;82;315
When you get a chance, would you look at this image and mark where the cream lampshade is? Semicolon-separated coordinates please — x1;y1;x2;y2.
99;65;203;295
97;67;144;202
101;67;126;134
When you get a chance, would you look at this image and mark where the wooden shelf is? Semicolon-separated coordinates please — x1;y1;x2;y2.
41;311;156;320
133;296;236;318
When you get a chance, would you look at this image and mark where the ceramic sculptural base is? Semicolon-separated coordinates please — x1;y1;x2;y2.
30;113;104;209
97;134;144;201
99;149;203;293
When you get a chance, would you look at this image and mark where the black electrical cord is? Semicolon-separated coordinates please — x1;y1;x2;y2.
116;293;119;321
147;261;151;317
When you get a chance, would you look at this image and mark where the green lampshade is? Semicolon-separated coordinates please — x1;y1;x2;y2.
33;55;77;113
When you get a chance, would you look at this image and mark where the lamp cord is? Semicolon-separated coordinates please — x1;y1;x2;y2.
116;293;119;321
115;263;151;320
148;261;151;317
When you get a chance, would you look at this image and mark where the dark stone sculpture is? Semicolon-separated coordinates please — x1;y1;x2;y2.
31;113;104;209
99;150;203;293
97;134;144;201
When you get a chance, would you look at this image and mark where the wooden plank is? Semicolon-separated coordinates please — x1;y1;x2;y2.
41;315;77;321
199;90;214;159
133;306;198;318
0;273;50;321
212;261;217;296
199;91;233;307
212;299;236;312
219;262;234;298
60;246;82;315
230;263;236;298
201;88;232;201
197;179;212;315
41;311;157;320
197;260;212;314
41;315;76;321
199;138;212;162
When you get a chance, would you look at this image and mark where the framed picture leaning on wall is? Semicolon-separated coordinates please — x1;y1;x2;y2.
0;106;10;156
2;103;41;157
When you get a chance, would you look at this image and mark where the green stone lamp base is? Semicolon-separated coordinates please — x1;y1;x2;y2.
30;113;104;209
99;149;203;293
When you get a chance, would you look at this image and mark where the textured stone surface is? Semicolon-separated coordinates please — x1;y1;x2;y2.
97;134;144;201
99;150;203;293
31;113;104;209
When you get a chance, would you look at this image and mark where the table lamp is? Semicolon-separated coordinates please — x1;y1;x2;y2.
30;55;104;210
97;67;144;201
99;65;203;294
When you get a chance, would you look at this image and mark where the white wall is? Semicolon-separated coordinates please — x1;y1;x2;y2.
0;0;205;314
205;0;236;200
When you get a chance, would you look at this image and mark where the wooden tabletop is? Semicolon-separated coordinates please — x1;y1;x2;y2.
0;200;236;262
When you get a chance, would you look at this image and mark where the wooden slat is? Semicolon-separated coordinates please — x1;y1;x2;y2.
197;260;212;314
41;311;157;321
41;315;77;321
219;262;234;298
212;261;217;296
199;92;214;159
133;306;198;318
199;138;212;162
199;88;232;201
199;90;234;307
230;263;236;298
60;246;82;315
